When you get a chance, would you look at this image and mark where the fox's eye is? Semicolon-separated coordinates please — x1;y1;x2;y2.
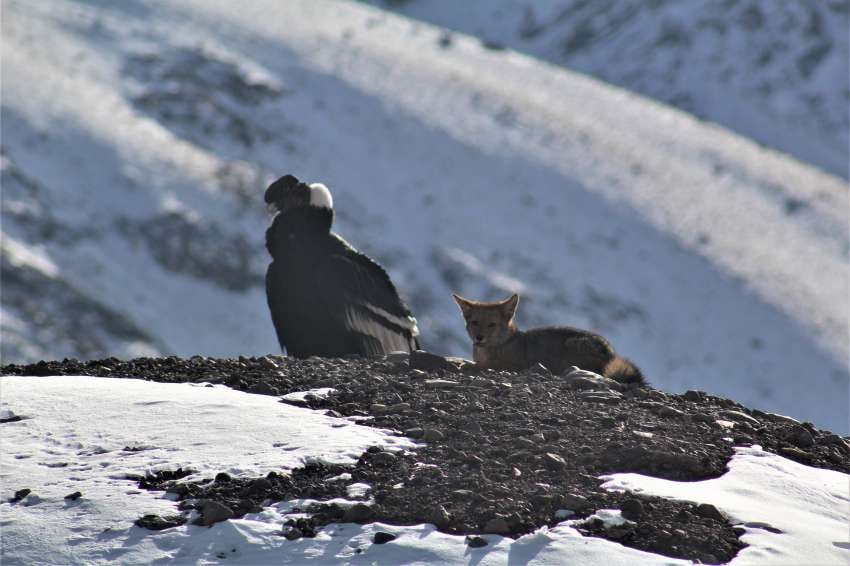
469;320;479;326
487;322;496;328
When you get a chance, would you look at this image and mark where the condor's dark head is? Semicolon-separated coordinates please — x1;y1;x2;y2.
266;173;334;227
265;174;335;258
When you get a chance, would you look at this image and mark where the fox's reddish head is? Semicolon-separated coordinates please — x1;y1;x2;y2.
452;293;519;347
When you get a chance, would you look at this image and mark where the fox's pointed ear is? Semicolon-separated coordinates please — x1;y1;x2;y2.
500;293;519;320
452;293;474;317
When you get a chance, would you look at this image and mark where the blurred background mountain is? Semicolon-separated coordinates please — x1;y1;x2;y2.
366;0;849;179
1;0;847;431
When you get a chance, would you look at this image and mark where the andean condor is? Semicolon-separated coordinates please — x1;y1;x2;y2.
264;174;420;358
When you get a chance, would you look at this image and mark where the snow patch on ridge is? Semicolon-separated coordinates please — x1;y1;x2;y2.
601;446;850;565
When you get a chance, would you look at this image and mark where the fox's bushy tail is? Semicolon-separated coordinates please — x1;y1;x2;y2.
603;356;645;386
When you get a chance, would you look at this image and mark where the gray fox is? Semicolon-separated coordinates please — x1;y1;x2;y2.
452;293;644;385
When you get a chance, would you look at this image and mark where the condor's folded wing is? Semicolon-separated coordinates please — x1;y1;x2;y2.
266;237;419;358
321;244;420;357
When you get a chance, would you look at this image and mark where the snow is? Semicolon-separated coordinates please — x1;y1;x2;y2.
602;446;850;566
327;472;352;482
570;509;634;529
3;376;847;564
345;483;372;499
1;0;847;434
281;387;337;404
0;375;412;565
1;236;59;278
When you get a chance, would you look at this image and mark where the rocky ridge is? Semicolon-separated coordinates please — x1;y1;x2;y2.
3;353;848;563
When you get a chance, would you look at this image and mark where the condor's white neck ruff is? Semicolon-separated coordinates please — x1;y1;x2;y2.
309;183;333;210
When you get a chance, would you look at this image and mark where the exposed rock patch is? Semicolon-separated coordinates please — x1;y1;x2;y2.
124;47;286;152
115;212;264;292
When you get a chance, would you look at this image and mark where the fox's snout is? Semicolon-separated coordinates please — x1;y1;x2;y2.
467;319;511;347
453;293;520;349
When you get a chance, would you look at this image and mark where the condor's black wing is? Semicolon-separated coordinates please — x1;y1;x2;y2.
266;236;419;358
318;238;420;357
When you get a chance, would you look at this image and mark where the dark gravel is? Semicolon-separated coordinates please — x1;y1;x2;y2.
4;353;848;563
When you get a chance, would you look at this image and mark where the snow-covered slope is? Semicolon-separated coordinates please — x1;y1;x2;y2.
365;0;850;179
1;0;847;431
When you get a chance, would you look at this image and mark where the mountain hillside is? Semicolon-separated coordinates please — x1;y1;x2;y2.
1;0;847;431
366;0;849;179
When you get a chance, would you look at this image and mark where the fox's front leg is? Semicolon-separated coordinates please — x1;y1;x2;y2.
472;345;492;367
472;346;510;370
